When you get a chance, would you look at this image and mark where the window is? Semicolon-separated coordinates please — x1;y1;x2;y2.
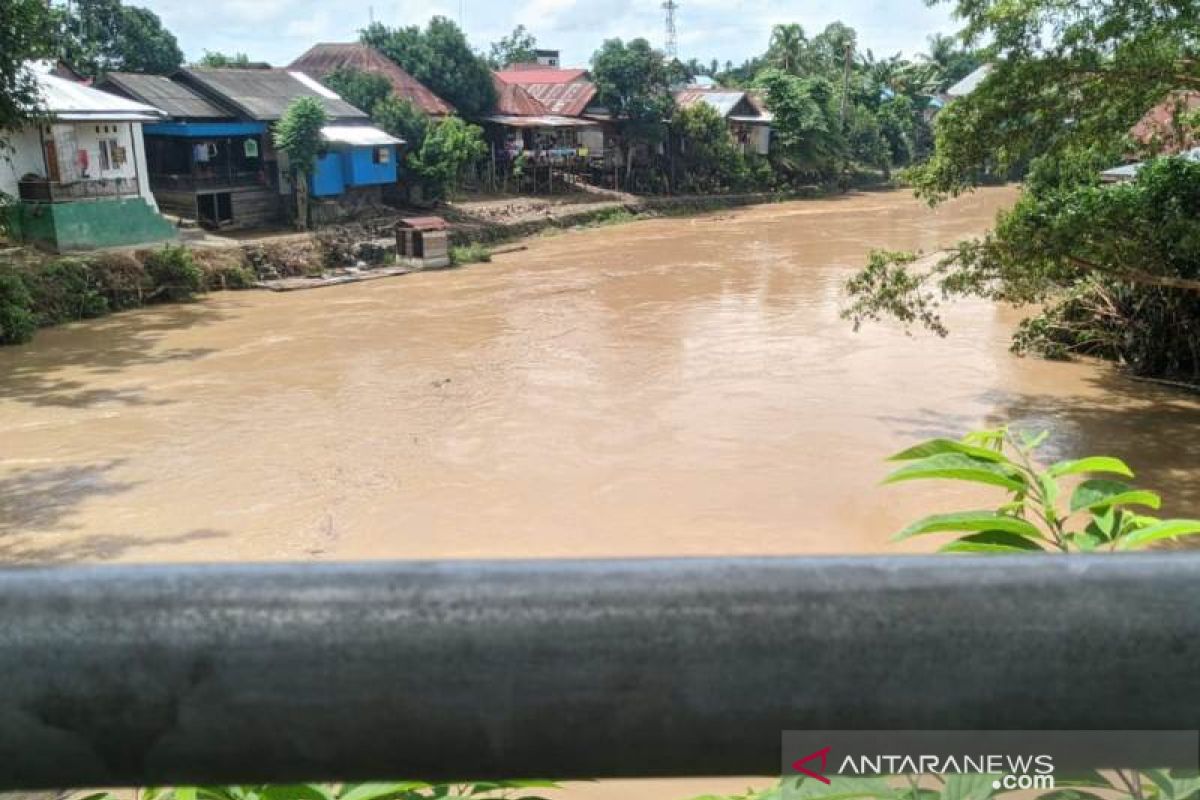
373;146;391;165
97;139;126;172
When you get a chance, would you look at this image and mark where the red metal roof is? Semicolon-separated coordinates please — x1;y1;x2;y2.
494;67;588;85
491;74;549;116
289;43;455;117
520;81;597;117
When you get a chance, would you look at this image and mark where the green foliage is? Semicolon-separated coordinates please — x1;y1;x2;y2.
408;116;487;199
672;104;772;193
322;67;394;116
488;25;539;69
885;428;1200;553
20;258;109;324
362;17;496;118
373;96;432;154
275;97;329;181
194;51;253;68
59;0;183;79
142;245;203;303
844;154;1200;381
0;0;54;129
103;781;559;800
450;243;492;266
0;269;37;345
592;38;673;129
756;69;843;179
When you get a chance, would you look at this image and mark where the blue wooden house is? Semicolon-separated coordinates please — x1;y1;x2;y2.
99;69;402;229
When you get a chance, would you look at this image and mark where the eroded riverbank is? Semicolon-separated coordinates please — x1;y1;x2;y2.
2;186;1198;565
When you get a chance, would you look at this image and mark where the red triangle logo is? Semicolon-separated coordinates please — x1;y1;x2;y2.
791;746;832;784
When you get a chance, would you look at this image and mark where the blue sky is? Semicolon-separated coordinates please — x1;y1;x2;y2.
136;0;961;70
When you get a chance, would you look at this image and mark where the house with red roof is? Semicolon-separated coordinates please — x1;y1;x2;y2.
289;43;455;118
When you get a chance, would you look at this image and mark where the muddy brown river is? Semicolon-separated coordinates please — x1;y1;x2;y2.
3;186;1200;567
3;186;1200;800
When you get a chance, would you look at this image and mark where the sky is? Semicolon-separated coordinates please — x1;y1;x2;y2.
135;0;961;70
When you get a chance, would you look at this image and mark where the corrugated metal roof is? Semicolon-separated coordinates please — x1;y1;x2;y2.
482;115;599;128
28;64;165;122
289;43;455;117
179;68;368;122
519;81;597;117
491;74;549;116
1101;147;1200;181
495;66;588;84
321;124;403;145
100;72;229;119
674;90;746;117
945;64;992;98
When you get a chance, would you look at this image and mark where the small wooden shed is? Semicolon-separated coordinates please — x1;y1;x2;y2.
396;216;451;269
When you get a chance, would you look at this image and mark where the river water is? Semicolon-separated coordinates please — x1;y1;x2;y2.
2;186;1199;566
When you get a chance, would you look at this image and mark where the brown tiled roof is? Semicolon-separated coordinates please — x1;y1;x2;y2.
491;74;549;116
495;66;588;84
1130;90;1200;154
289;43;455;117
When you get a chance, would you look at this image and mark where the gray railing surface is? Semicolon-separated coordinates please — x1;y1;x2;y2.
0;554;1197;788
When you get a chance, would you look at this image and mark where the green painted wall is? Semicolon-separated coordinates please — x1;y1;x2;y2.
8;197;176;251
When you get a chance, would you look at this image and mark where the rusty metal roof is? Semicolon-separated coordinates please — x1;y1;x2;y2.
518;81;597;117
492;74;549;116
398;216;448;230
495;66;588;84
289;43;455;117
1130;90;1200;153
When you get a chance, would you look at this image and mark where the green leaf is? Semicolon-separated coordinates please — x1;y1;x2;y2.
939;531;1046;553
261;786;335;800
786;776;895;800
339;785;430;800
943;774;999;800
1117;519;1200;549
894;510;1043;541
1047;456;1134;479
883;453;1026;491
1069;480;1161;513
888;438;1008;462
1144;769;1200;800
176;789;198;800
1036;792;1111;800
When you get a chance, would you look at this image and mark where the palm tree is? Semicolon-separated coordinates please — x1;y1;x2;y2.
768;23;807;74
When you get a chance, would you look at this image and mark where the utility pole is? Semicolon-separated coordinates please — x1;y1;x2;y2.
662;0;678;60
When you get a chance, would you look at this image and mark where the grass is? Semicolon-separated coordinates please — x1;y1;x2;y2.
449;243;492;266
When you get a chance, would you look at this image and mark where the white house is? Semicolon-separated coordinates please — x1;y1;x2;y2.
1;63;176;250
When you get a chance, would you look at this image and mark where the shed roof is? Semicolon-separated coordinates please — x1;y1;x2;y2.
482;115;599;128
1101;146;1200;181
398;216;448;230
27;63;165;122
100;72;229;119
179;68;368;121
674;90;746;117
322;125;403;146
289;43;455;116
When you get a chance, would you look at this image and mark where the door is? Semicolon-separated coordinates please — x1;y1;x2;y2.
43;137;61;182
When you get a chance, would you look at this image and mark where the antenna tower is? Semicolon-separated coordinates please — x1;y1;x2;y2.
662;0;678;59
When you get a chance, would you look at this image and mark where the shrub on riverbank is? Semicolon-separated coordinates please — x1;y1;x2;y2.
0;245;210;345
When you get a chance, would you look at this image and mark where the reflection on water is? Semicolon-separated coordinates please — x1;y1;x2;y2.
1;186;1198;564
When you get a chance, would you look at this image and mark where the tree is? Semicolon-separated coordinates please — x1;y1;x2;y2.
60;0;183;78
591;38;674;182
408;116;486;199
194;51;252;68
488;25;538;69
766;24;807;75
755;68;843;179
844;0;1200;385
274;98;328;231
321;67;393;116
672;103;740;192
0;0;53;132
361;17;496;119
918;32;980;91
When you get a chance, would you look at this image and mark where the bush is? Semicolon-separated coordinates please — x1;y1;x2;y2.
86;252;148;310
141;245;203;302
21;258;109;325
449;243;491;265
190;249;256;290
0;269;37;345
